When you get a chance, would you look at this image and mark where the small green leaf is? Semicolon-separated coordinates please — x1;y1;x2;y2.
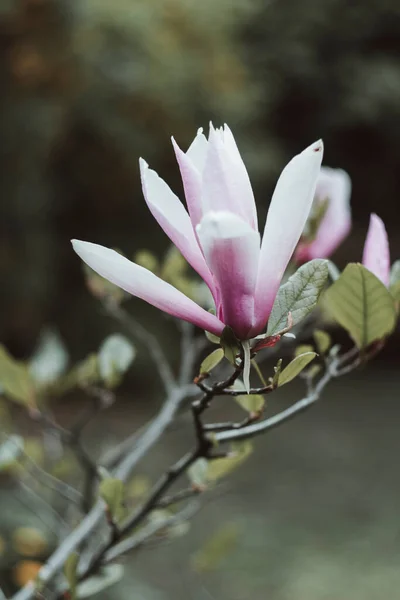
294;344;314;357
199;348;224;376
77;565;124;598
207;442;253;482
267;259;329;335
191;523;240;573
313;330;331;355
278;352;317;386
271;358;283;387
98;334;135;387
99;478;125;524
134;250;159;273
29;329;68;387
0;345;36;407
390;260;400;287
303;197;329;242
205;330;220;345
75;354;99;386
235;394;265;414
64;553;79;600
389;261;400;304
220;327;240;365
0;435;24;471
325;263;397;348
188;458;209;489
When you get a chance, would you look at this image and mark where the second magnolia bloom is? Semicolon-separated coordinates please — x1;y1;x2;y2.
295;166;352;263
72;125;323;340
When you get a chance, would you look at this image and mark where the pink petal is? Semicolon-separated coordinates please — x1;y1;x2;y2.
139;158;215;294
72;240;225;335
196;212;260;340
171;131;207;229
295;167;351;261
254;140;324;331
362;214;390;286
201;124;258;229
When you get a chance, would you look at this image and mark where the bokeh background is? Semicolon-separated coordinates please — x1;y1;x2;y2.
1;0;400;597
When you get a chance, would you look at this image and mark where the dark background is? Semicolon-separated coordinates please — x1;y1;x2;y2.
1;0;399;359
1;0;400;597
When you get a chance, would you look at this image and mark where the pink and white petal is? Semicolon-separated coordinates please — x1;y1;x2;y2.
362;213;390;286
196;211;260;340
139;158;215;293
201;125;257;229
186;128;208;173
221;124;258;229
171;132;206;229
72;240;225;335
296;167;351;261
254;140;324;330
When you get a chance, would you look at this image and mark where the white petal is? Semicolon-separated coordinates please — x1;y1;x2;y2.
186;128;208;173
201;125;258;229
171;137;204;229
139;158;215;293
72;240;224;335
254;140;324;329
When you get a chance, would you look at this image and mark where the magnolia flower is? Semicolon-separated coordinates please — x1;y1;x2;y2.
295;167;351;263
362;213;390;286
72;125;323;341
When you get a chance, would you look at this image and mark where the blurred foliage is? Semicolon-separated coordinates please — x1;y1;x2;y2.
0;0;399;355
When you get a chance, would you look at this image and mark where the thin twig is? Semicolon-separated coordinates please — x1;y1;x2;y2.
213;353;351;444
103;500;200;563
156;487;201;508
11;385;191;600
105;300;176;393
20;451;83;505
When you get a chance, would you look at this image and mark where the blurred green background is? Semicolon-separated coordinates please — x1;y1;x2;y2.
1;0;400;597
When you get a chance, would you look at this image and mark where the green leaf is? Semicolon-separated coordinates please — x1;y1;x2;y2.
77;565;124;598
64;553;79;600
207;442;253;482
313;330;331;355
294;344;314;357
134;249;159;273
278;352;317;387
187;458;209;489
389;261;400;304
235;393;265;414
325;263;397;348
29;329;68;387
0;345;36;407
0;435;24;471
390;260;400;287
199;348;224;376
271;358;283;387
220;327;240;365
191;522;240;573
98;334;135;387
303;197;329;242
267;259;329;335
205;330;220;345
99;478;126;524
